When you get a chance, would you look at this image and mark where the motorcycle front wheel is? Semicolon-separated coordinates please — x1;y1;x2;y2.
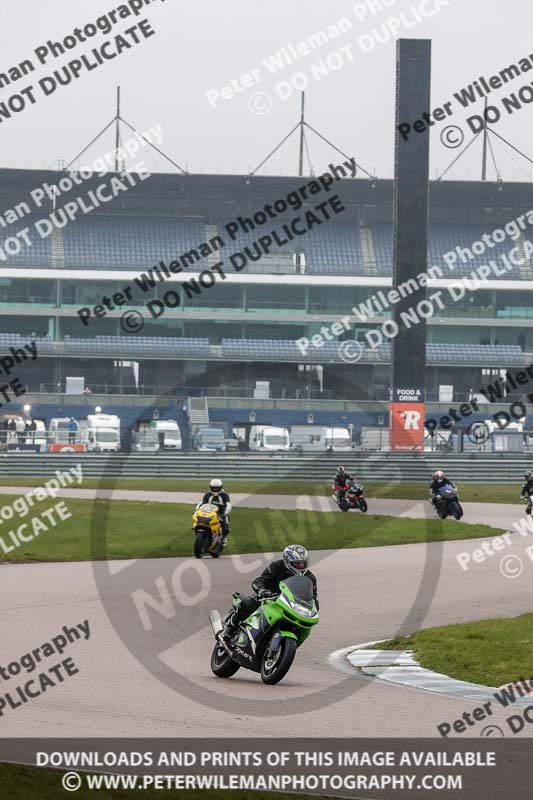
194;531;209;558
358;499;368;512
450;501;463;520
261;636;297;685
211;642;240;678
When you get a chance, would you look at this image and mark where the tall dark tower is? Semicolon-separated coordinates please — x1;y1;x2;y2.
389;39;431;451
391;38;431;391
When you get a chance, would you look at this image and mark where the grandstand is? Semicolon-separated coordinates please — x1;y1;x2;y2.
1;167;533;428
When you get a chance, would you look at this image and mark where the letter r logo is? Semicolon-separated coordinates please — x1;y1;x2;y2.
401;410;421;430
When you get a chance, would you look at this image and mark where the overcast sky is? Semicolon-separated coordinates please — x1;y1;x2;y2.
1;0;532;182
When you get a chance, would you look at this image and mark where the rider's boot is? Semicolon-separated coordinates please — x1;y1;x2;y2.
223;593;242;640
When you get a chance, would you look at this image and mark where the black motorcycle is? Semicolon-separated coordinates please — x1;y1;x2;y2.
433;485;463;520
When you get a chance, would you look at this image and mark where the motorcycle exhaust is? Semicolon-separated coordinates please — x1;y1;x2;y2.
209;609;223;636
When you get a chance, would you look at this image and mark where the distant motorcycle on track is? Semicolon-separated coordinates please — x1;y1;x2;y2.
332;479;368;513
432;485;463;520
192;503;225;558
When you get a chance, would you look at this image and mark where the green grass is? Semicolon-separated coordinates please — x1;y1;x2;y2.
375;613;533;687
0;764;321;800
0;477;523;503
0;494;500;563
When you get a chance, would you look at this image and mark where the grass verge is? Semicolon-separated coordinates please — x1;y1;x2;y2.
375;613;533;687
0;764;320;800
0;495;499;563
0;478;524;504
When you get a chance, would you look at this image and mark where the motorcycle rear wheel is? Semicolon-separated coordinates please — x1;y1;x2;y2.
261;637;297;685
211;642;240;678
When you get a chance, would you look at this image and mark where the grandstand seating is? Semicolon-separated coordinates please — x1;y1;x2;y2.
220;339;524;366
303;221;363;274
4;211;531;279
0;332;524;366
62;215;207;269
0;332;523;366
0;216;52;267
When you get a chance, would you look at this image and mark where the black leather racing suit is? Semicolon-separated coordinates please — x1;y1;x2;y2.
520;479;533;513
429;477;456;507
228;560;319;632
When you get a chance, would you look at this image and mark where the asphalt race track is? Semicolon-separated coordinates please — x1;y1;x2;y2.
1;489;532;739
0;485;524;530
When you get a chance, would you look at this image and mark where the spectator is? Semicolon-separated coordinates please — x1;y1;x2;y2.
7;419;16;441
16;417;25;444
83;386;92;396
68;418;77;444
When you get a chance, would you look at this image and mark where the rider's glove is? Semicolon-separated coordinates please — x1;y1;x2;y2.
257;589;277;600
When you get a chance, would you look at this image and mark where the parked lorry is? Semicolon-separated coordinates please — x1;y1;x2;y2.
132;428;160;452
248;425;290;451
149;419;182;450
80;414;121;453
290;425;352;453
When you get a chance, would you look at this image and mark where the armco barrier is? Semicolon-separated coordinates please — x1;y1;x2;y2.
0;452;531;483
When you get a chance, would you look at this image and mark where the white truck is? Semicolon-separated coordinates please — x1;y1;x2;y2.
149;420;182;450
290;425;352;453
80;414;121;453
248;425;290;451
48;417;79;445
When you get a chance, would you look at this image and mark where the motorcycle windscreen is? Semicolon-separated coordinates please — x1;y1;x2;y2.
282;575;314;602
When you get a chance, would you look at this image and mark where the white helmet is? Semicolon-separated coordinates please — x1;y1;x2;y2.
209;478;223;493
283;544;309;576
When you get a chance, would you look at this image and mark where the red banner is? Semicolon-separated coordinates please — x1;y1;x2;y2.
390;388;425;451
48;444;86;453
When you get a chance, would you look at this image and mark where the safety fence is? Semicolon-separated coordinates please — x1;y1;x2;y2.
0;452;530;483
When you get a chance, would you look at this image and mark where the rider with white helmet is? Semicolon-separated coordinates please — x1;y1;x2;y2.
200;478;232;544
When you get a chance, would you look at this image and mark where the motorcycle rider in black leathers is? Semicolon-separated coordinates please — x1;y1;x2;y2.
429;470;457;510
199;478;232;545
333;465;354;503
224;545;318;640
520;471;533;515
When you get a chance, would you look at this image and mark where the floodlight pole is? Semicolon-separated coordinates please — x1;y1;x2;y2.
481;97;488;181
298;92;305;177
114;86;121;173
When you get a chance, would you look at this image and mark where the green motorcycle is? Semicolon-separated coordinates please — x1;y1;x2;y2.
209;575;319;685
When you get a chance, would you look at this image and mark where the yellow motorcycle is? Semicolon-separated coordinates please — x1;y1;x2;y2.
192;503;224;558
